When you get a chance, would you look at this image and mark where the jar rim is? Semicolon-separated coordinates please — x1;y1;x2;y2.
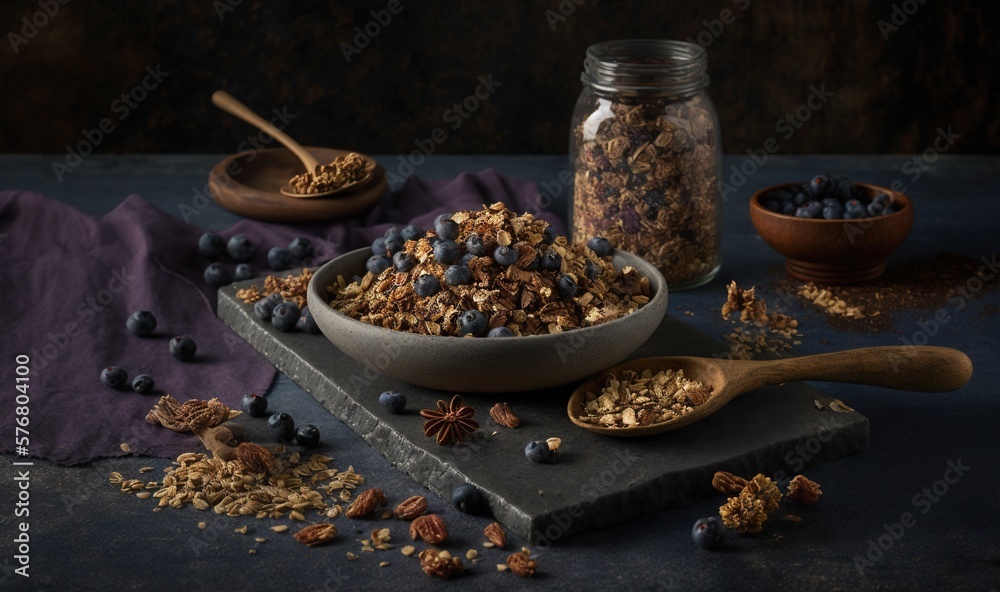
582;39;709;95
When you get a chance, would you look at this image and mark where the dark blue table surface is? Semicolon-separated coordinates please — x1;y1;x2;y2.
1;154;998;591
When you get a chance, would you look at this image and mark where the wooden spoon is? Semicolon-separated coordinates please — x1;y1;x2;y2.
567;346;973;437
210;90;373;198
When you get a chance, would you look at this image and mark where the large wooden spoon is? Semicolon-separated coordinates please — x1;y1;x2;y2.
567;346;973;437
211;90;373;198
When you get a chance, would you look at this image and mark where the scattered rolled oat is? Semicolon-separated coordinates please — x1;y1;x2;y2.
578;368;712;428
271;525;288;533
401;545;416;557
328;203;652;337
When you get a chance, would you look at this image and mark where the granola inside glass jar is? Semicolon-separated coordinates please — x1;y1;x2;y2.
570;39;722;290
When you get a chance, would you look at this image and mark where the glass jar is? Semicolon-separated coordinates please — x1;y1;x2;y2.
570;39;722;290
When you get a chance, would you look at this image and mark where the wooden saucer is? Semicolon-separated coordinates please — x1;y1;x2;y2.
209;147;387;224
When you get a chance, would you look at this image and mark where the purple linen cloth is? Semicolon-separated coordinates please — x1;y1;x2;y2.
0;169;561;465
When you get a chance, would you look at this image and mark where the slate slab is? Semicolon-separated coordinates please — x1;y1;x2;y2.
218;283;869;544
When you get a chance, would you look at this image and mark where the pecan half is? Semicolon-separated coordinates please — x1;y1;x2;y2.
787;475;822;504
418;548;464;578
394;495;427;520
505;547;537;577
410;514;448;544
344;488;387;518
711;471;747;495
293;523;337;546
234;442;276;474
489;402;520;428
484;521;506;548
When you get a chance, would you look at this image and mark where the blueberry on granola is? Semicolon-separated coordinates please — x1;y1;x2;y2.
198;232;225;258
540;251;561;272
227;234;258;262
400;225;422;242
254;293;282;321
241;393;268;417
100;366;128;389
288;237;314;259
541;225;556;244
557;274;578;299
493;245;518;267
384;235;405;255
131;374;155;394
126;311;157;337
233;263;255;282
585;259;601;281
203;263;232;287
443;264;472;286
393;251;416;272
457;310;487;337
413;274;441;297
433;240;461;265
434;213;453;227
295;424;321;448
487;327;513;338
371;237;387;256
169;336;197;360
460;252;476;266
379;389;407;414
587;237;612;257
435;218;459;241
366;255;392;275
271;301;300;332
267;412;295;442
466;234;487;256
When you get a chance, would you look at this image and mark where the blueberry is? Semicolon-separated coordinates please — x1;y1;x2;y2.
384;236;404;254
169;336;197;360
288;237;313;259
557;274;578;299
810;175;833;197
203;263;232;287
413;274;441;297
267;412;295;442
487;327;513;338
822;204;844;220
366;255;392;275
233;263;255;281
443;264;472;286
844;199;867;217
524;252;541;271
794;207;815;219
241;393;268;417
434;213;453;227
692;517;724;550
451;483;485;515
126;311;157;337
371;237;387;256
254;293;282;321
460;253;476;266
100;366;128;389
267;247;294;271
379;389;407;414
587;237;612;257
540;251;561;271
834;176;855;200
384;226;401;241
781;202;796;216
793;192;809;207
821;197;841;208
763;199;781;212
866;202;886;217
401;225;422;241
295;424;321;448
271;301;300;332
435;218;459;241
131;374;155;394
297;306;320;334
198;232;225;257
585;259;601;281
493;245;519;267
524;440;553;463
541;225;556;244
466;234;487;256
457;309;487;336
393;251;416;272
227;234;258;262
433;240;461;265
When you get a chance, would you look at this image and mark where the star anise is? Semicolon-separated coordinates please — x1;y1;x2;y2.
420;395;479;445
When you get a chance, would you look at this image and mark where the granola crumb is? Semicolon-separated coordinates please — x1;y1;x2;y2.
578;368;712;427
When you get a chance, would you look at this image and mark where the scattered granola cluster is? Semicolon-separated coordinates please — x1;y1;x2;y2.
798;283;867;319
571;94;720;287
237;268;314;309
577;368;712;428
288;152;369;195
329;203;652;336
712;470;822;535
721;281;802;359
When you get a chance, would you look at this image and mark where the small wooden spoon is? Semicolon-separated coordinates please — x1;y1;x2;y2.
211;90;373;198
567;346;973;437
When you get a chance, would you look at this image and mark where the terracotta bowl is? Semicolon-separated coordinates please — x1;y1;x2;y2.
749;182;914;283
306;248;669;393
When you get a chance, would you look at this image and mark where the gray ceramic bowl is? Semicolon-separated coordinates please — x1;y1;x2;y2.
307;248;668;392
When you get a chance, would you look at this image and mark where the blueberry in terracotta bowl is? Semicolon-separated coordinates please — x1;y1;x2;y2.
750;176;914;284
306;204;669;393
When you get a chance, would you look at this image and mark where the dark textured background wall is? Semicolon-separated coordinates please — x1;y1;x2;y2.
1;0;997;155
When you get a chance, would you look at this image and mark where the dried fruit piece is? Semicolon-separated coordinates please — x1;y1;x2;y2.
489;402;520;428
293;523;337;546
393;495;428;520
711;471;748;495
787;475;823;504
345;488;387;518
410;514;448;545
418;548;464;578
505;547;538;577
484;522;507;549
